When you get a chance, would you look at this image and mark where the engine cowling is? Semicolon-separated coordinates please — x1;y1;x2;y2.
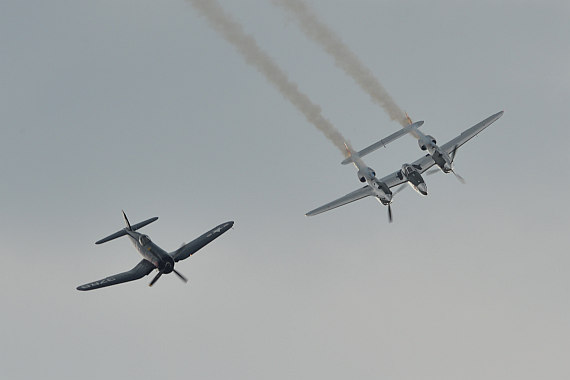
357;167;375;182
418;135;437;150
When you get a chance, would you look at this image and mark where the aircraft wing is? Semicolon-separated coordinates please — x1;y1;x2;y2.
376;155;437;190
306;185;375;216
411;154;437;174
440;111;504;155
76;259;156;291
377;170;409;188
171;221;234;262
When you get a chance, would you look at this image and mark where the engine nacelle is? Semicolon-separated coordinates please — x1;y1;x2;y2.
357;167;376;182
418;135;437;150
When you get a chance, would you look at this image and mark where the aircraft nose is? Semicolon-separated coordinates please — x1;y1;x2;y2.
418;183;428;195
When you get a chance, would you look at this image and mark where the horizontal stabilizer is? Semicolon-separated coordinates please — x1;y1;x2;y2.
95;216;158;245
341;121;424;165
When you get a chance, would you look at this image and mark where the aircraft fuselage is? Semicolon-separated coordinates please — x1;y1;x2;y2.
398;164;428;196
125;230;173;273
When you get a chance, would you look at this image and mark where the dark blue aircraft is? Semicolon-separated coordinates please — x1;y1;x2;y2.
77;211;233;290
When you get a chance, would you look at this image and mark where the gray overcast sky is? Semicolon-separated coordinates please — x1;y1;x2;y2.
1;0;569;379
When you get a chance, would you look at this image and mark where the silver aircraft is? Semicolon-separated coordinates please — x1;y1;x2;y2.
306;122;423;222
354;110;504;184
77;211;233;290
306;111;504;219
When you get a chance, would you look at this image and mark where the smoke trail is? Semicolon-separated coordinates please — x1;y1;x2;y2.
188;0;350;155
274;0;409;126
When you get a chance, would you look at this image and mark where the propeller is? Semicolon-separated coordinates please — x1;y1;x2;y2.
387;203;393;223
149;264;188;287
450;145;459;163
173;269;188;283
449;145;466;184
149;271;163;287
451;170;466;184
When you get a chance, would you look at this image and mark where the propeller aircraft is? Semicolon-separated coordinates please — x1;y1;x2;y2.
306;111;504;220
76;211;234;290
359;110;504;184
306;122;423;222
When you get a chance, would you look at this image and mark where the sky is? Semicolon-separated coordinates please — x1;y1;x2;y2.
1;0;569;379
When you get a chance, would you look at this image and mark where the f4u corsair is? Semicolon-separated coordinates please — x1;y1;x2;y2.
306;111;504;220
77;212;233;290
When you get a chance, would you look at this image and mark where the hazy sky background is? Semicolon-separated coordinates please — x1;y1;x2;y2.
1;0;569;379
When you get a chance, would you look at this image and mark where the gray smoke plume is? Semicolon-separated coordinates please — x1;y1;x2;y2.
274;0;410;126
188;0;350;155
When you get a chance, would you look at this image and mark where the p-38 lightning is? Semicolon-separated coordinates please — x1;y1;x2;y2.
306;121;423;222
306;111;504;220
77;211;233;290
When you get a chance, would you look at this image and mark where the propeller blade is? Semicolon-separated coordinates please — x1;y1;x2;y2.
450;145;459;164
388;203;393;223
122;210;132;231
426;168;440;176
452;170;466;184
173;269;188;283
149;271;163;287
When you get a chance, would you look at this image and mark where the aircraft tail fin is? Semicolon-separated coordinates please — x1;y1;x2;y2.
341;121;424;165
95;212;158;245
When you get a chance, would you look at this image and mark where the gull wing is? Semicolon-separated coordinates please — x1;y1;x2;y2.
76;259;156;291
171;221;234;262
441;111;504;155
306;186;375;216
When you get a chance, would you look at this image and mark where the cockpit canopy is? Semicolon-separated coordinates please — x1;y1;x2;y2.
139;234;151;246
404;165;415;175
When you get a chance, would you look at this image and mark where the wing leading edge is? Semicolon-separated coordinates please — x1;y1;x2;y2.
441;111;504;154
171;221;234;262
306;186;375;216
76;259;156;291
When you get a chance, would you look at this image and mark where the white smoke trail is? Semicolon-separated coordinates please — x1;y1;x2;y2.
274;0;410;126
188;0;350;155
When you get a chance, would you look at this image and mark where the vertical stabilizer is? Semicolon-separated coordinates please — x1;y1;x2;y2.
122;210;132;231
